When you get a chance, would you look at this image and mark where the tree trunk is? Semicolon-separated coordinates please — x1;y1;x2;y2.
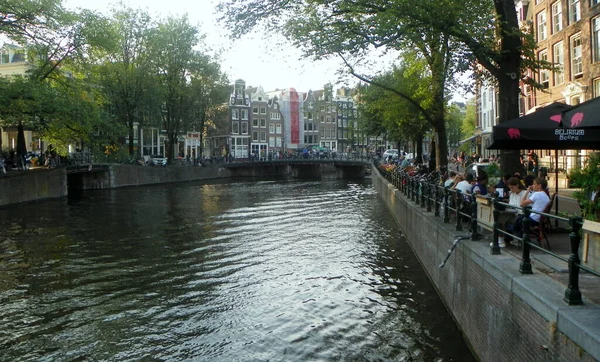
435;126;448;170
128;122;135;156
416;136;423;164
495;0;523;176
497;66;522;175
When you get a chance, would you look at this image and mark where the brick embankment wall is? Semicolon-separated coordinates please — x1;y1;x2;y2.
109;164;232;188
0;169;67;207
372;166;600;362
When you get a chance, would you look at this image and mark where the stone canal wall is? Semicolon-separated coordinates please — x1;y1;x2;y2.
372;166;600;362
0;168;67;207
108;164;231;189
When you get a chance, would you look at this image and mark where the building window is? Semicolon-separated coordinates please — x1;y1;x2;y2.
594;78;600;97
552;1;563;33
252;118;259;127
553;42;565;85
276;124;281;133
593;0;600;6
537;11;547;40
232;121;239;134
570;0;580;24
539;50;550;87
571;34;583;77
252;131;259;142
241;109;248;120
252;107;258;114
270;112;280;120
260;131;266;142
260;107;266;114
241;122;248;134
594;17;600;62
269;124;274;133
259;118;265;128
232;109;239;120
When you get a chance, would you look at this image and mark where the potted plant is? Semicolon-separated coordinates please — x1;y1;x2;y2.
568;152;600;270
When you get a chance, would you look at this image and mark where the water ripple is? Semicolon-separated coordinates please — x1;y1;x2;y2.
0;180;474;362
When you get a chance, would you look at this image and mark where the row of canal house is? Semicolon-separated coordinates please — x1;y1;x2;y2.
226;79;361;160
472;0;600;176
1;42;379;162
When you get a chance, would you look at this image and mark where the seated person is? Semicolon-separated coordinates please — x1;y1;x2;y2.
444;171;457;188
512;177;551;238
471;174;489;196
452;173;474;195
500;177;528;245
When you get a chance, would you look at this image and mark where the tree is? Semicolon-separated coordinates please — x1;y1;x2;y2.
184;59;230;157
357;61;433;163
146;15;227;164
89;5;158;157
217;0;470;170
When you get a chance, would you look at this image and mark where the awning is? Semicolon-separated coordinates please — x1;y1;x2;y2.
458;135;477;145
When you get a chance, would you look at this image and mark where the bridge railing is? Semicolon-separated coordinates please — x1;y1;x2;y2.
377;161;599;306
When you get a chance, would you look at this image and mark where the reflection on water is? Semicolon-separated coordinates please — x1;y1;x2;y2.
0;179;474;361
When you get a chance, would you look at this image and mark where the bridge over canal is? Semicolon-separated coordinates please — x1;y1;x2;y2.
221;158;372;179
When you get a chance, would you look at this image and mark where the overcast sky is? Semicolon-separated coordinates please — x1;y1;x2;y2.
63;0;360;93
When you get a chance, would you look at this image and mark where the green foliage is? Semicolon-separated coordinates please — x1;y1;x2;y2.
569;153;600;221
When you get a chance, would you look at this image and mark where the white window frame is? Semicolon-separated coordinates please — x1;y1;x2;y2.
252;131;259;142
269;124;275;133
537;11;547;41
539;50;550;86
593;17;600;62
260;118;266;128
232;109;239;120
552;1;563;33
571;34;583;77
241;122;248;135
570;0;581;24
594;78;600;97
232;121;239;134
553;42;565;85
241;109;248;120
276;124;281;133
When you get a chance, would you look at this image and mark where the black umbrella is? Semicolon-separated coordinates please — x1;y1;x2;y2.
562;97;600;129
487;102;600;150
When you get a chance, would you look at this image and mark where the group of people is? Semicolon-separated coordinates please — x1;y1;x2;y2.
443;170;551;248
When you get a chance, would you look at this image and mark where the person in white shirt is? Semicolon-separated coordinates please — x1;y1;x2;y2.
513;177;550;238
444;171;457;188
452;173;474;195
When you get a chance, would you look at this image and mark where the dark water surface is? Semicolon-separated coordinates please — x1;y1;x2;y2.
0;179;475;361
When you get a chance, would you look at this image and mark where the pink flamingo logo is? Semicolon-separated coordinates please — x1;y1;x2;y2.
570;112;584;127
507;128;521;139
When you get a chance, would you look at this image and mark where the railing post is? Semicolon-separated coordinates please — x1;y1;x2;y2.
519;206;533;274
426;182;433;212
421;181;426;208
434;185;440;217
470;195;481;241
414;179;420;205
490;194;501;254
410;178;415;201
443;188;450;223
564;217;584;305
456;190;463;231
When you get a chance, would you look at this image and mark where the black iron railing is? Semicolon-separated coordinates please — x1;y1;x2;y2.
377;160;598;305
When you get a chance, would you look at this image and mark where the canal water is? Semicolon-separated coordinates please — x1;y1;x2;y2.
0;179;475;361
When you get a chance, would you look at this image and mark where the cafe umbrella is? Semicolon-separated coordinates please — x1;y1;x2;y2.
488;102;600;220
487;102;600;150
562;96;600;129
